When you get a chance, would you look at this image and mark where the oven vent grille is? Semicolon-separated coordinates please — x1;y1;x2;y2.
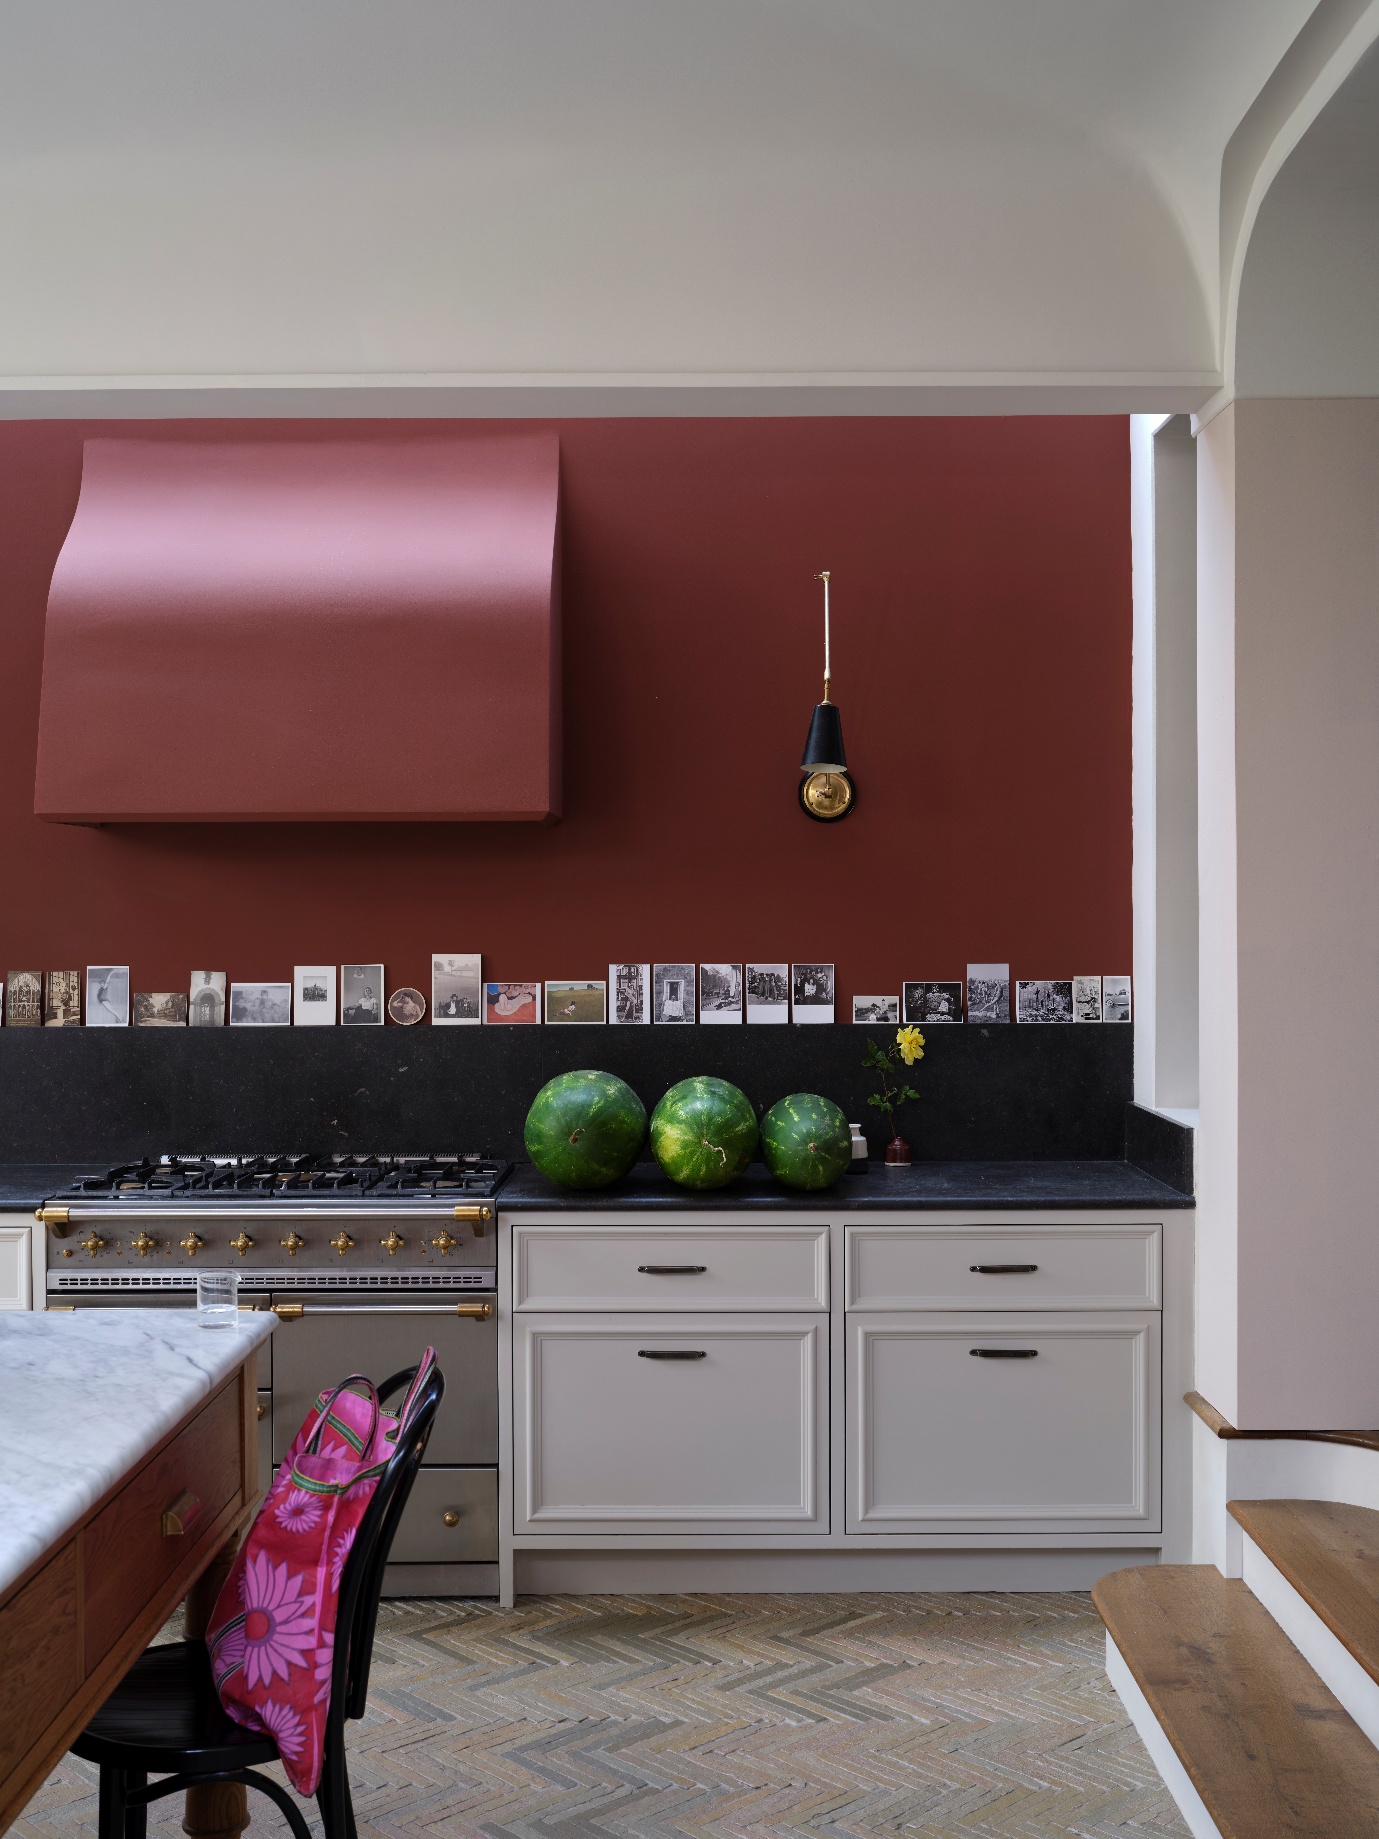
50;1268;495;1292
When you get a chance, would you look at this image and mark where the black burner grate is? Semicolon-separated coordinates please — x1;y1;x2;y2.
57;1153;510;1201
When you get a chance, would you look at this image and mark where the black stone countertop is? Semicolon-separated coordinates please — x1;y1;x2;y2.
0;1166;108;1210
497;1158;1193;1211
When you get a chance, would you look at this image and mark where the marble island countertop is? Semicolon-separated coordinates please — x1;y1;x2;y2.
0;1307;274;1600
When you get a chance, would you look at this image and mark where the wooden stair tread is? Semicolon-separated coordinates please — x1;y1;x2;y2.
1094;1564;1379;1837
1231;1497;1379;1686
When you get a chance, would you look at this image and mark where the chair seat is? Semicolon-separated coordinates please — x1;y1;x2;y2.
73;1641;280;1776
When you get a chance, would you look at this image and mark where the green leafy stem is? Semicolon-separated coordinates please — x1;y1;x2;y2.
863;1036;920;1138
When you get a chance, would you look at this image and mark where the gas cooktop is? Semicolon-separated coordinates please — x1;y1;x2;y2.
53;1154;511;1203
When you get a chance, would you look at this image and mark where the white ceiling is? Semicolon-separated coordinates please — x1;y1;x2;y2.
0;0;1331;409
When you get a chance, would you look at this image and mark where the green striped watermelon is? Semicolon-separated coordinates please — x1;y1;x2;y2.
524;1070;646;1189
761;1093;851;1190
649;1076;758;1189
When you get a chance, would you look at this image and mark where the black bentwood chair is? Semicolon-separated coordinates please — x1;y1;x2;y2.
72;1362;445;1839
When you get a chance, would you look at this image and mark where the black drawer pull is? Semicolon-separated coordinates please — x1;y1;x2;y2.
638;1349;707;1359
638;1265;708;1274
970;1348;1039;1358
969;1264;1039;1274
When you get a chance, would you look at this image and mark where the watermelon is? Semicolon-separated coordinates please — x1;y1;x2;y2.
761;1093;852;1190
649;1076;758;1189
524;1070;646;1189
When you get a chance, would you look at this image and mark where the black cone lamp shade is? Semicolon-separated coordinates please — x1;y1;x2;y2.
801;700;847;774
797;571;855;820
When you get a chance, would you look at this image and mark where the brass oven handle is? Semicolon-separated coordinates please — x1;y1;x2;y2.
271;1302;492;1319
161;1489;202;1536
454;1204;493;1237
35;1205;72;1238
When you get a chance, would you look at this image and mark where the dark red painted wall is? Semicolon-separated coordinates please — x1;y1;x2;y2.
0;418;1131;1006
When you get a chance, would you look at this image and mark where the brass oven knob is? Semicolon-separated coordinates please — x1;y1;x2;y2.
430;1230;459;1256
229;1232;255;1257
130;1230;158;1257
442;1510;460;1528
379;1229;405;1256
79;1232;106;1256
329;1231;355;1258
179;1232;205;1257
280;1231;306;1257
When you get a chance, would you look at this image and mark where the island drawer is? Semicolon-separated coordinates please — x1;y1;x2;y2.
83;1379;245;1667
845;1225;1161;1310
513;1226;829;1311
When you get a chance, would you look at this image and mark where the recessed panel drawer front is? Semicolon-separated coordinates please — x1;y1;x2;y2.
515;1314;828;1534
513;1227;829;1311
387;1468;498;1563
846;1225;1161;1310
848;1312;1160;1534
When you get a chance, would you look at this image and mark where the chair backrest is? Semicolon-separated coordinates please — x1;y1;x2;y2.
323;1359;445;1736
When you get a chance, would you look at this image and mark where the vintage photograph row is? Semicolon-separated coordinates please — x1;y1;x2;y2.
857;968;1132;1027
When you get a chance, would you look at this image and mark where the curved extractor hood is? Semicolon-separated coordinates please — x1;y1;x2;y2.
34;433;561;822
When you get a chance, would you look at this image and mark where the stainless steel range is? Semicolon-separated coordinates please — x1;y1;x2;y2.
38;1154;509;1597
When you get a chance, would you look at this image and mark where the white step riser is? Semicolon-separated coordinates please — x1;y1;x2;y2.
1240;1533;1379;1751
1103;1633;1224;1839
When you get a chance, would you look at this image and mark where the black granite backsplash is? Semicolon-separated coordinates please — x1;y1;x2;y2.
0;1023;1136;1166
1124;1101;1194;1196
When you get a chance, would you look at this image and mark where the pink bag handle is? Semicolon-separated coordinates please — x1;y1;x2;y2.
304;1374;380;1459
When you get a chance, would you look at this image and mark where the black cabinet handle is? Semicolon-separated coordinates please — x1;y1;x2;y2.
637;1265;708;1274
970;1348;1039;1358
638;1349;707;1360
969;1264;1039;1274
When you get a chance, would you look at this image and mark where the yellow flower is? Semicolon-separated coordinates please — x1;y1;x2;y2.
896;1025;925;1065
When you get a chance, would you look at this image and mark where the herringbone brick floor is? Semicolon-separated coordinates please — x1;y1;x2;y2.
16;1593;1187;1838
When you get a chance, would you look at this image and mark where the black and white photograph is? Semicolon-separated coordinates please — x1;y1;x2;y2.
432;953;481;1024
85;965;130;1027
792;963;835;1024
609;963;650;1025
745;963;790;1025
545;980;608;1024
1073;975;1103;1022
229;982;291;1026
903;981;964;1024
1103;974;1132;1022
699;962;743;1024
341;964;384;1025
44;970;81;1026
188;971;226;1028
387;986;426;1026
653;963;695;1024
294;964;337;1026
853;995;899;1024
966;963;1010;1024
5;971;42;1027
1016;979;1075;1023
134;992;189;1027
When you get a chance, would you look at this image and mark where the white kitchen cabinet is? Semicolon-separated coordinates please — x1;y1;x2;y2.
513;1224;829;1311
848;1311;1160;1534
514;1313;828;1535
0;1222;32;1309
846;1223;1161;1311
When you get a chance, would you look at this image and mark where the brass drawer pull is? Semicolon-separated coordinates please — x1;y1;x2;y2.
969;1264;1039;1275
637;1265;707;1275
638;1349;707;1360
161;1489;202;1536
969;1348;1039;1359
442;1510;461;1527
256;1402;268;1421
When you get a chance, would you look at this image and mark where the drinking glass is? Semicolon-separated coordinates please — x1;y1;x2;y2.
197;1267;239;1329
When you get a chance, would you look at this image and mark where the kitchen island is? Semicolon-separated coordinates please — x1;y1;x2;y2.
0;1308;273;1832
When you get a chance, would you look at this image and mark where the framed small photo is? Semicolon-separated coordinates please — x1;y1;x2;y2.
610;963;650;1025
485;981;540;1025
699;962;743;1024
387;986;427;1026
545;980;608;1024
653;963;695;1024
853;995;899;1024
45;971;82;1026
1103;975;1132;1022
341;965;384;1026
1072;975;1103;1023
294;965;337;1027
229;982;291;1026
903;981;964;1024
1016;979;1075;1023
791;963;835;1024
85;966;130;1027
188;971;227;1028
432;954;481;1025
966;963;1010;1024
746;963;789;1025
134;992;189;1027
5;971;42;1027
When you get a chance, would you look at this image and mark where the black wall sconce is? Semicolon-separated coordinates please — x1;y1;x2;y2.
799;571;855;821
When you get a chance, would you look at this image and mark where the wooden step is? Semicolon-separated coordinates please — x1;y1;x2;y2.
1093;1564;1379;1836
1231;1498;1379;1688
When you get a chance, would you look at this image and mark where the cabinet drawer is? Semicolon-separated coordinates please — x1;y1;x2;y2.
84;1379;245;1667
388;1468;498;1563
0;1223;31;1309
515;1314;827;1534
846;1224;1160;1310
514;1226;829;1311
848;1312;1159;1534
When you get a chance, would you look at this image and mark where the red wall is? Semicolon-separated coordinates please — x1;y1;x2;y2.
0;418;1131;1006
